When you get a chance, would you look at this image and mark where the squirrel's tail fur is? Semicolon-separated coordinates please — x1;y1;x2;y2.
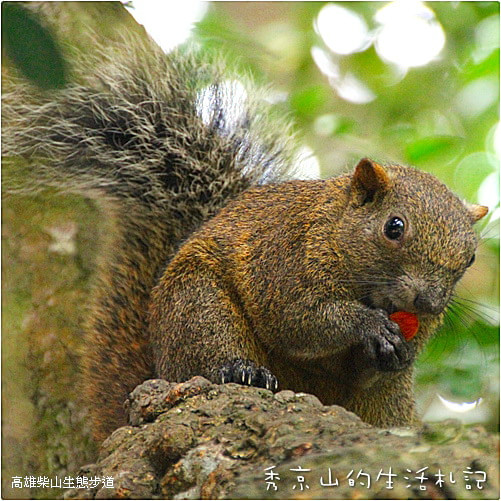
3;39;299;441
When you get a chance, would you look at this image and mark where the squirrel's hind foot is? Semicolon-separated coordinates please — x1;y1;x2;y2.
218;358;279;392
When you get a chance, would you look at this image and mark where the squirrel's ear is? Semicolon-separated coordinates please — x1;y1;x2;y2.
466;203;488;223
350;158;390;205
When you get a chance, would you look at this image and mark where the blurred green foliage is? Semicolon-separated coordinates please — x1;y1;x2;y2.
2;2;67;90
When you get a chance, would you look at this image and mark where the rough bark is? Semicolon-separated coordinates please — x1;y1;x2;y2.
64;377;499;500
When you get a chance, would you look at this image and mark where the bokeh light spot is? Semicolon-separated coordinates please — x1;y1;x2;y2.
125;0;208;52
374;1;445;69
315;4;370;55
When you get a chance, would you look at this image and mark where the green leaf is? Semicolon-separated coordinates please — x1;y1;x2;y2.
290;85;329;118
2;2;67;90
314;114;356;136
405;136;464;164
453;151;497;200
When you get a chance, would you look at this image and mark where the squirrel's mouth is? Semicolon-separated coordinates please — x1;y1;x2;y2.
362;296;399;316
381;300;399;315
364;294;446;317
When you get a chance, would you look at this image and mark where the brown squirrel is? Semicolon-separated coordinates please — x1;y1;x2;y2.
3;38;488;443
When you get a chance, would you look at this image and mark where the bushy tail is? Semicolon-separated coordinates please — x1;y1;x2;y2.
2;38;300;441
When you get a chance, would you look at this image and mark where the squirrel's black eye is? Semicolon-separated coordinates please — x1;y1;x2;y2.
384;216;405;240
466;254;476;268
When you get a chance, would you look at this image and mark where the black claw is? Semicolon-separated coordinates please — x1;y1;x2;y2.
218;359;279;392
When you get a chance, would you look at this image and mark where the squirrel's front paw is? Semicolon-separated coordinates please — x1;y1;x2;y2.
219;358;279;391
364;310;415;372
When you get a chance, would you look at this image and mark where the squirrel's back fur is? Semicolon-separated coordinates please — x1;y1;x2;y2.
3;39;300;440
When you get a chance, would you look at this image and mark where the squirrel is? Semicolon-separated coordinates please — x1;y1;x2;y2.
3;37;488;444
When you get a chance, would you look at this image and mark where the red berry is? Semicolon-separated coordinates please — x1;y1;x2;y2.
389;311;419;341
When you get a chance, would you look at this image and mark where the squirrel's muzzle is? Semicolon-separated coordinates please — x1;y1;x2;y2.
413;288;447;315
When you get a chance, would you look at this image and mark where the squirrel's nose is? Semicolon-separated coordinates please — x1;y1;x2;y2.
413;291;445;315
